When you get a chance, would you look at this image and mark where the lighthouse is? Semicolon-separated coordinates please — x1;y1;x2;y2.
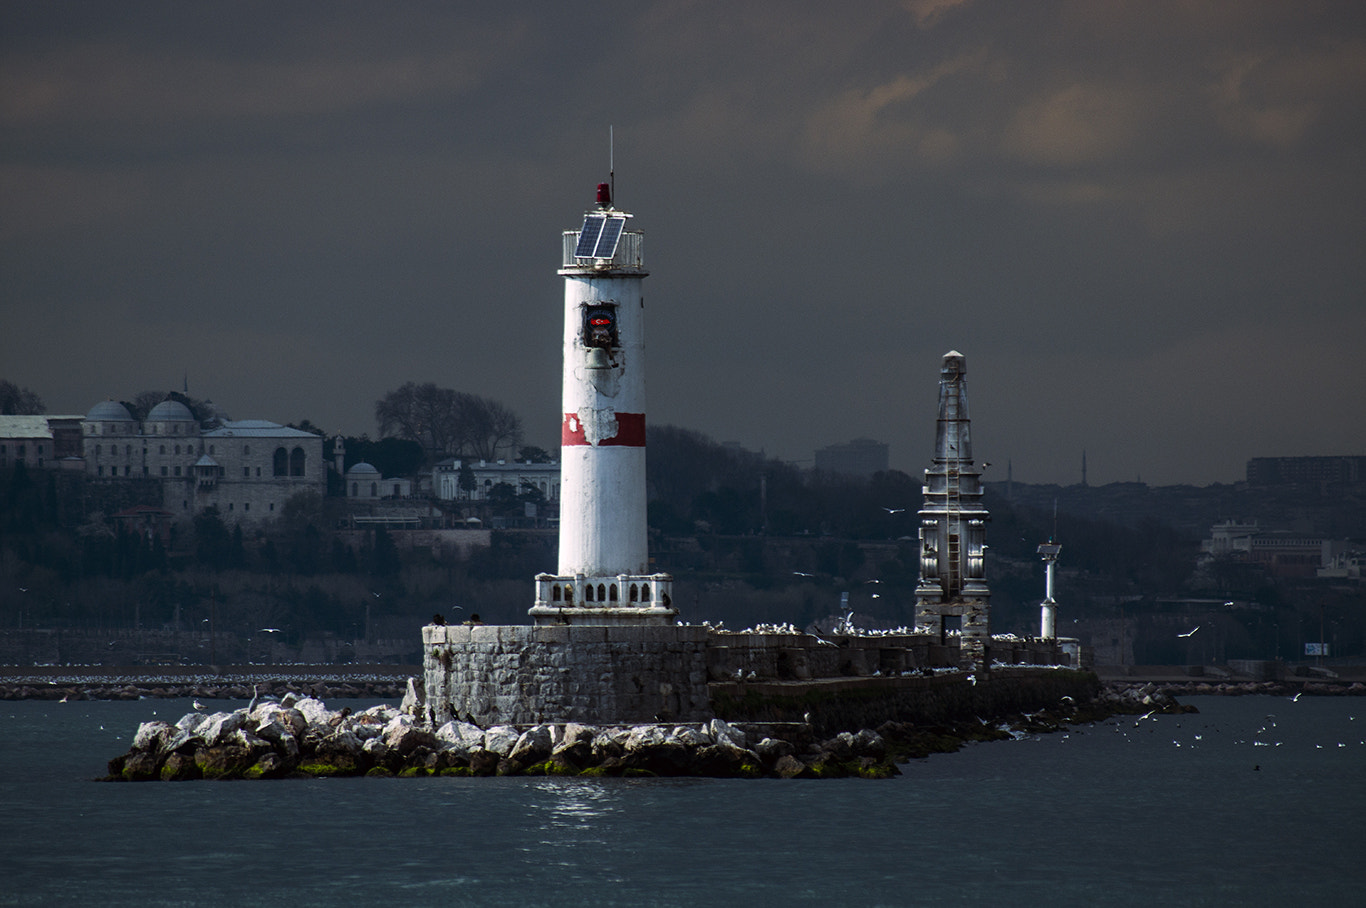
530;182;676;626
1037;542;1061;638
914;350;991;669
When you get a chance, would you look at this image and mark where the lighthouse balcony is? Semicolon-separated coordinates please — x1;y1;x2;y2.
560;230;645;272
530;571;677;626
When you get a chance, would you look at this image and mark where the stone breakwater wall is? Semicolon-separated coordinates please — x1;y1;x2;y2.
422;623;1080;729
423;625;713;727
0;666;416;701
706;633;1066;683
1108;679;1366;699
712;668;1102;736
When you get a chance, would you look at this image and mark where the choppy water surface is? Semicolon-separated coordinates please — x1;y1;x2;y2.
1;695;1361;906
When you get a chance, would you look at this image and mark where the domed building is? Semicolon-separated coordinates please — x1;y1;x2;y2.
81;397;325;525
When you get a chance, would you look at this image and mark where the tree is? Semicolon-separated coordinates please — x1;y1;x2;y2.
343;436;425;478
129;390;223;424
460;396;523;461
0;380;44;415
375;382;462;455
193;507;233;570
374;382;523;460
519;445;554;464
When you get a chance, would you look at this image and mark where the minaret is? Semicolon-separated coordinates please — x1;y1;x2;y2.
530;182;676;626
914;351;991;669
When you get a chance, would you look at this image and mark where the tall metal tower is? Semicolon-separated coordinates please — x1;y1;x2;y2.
1037;542;1061;638
530;182;676;626
914;351;991;669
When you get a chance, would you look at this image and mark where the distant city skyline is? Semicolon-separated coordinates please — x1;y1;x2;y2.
4;2;1364;487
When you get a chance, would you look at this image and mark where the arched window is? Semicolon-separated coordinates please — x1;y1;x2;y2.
641;584;651;602
564;585;573;604
370;482;377;497
552;586;562;602
597;583;606;602
351;482;358;496
273;447;288;476
609;584;618;602
586;585;595;602
290;446;305;476
630;584;639;602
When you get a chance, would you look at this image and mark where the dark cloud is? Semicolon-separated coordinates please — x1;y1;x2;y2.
3;0;1363;486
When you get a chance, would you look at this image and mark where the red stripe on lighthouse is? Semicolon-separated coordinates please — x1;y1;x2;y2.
562;412;646;447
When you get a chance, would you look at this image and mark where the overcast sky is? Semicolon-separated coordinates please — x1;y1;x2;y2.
3;1;1363;486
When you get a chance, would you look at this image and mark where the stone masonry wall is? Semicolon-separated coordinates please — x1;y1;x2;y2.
423;624;1079;728
422;624;711;727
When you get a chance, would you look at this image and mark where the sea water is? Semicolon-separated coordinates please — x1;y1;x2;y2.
0;695;1361;907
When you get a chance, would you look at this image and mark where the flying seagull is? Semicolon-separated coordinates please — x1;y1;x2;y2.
881;507;905;514
1178;626;1200;638
792;571;814;577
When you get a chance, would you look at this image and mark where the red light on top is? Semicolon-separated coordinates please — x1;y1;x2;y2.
596;183;612;208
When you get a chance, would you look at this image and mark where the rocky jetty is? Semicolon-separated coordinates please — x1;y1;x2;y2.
103;679;1183;781
1105;679;1366;699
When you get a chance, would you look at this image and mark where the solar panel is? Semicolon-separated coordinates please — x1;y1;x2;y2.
594;216;625;258
575;215;606;257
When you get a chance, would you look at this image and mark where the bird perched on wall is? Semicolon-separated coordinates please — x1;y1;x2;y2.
431;614;446;626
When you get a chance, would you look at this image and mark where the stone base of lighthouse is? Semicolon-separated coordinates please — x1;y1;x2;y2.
915;594;991;671
529;572;678;626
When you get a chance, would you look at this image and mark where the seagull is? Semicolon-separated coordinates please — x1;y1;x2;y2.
372;592;382;598
864;579;882;584
247;684;260;712
192;699;206;711
881;507;905;514
259;628;281;634
792;571;814;577
1178;626;1200;638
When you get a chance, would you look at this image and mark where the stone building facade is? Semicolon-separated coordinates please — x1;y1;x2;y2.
80;399;325;524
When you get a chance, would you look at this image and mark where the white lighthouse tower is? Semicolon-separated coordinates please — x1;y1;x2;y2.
530;182;676;626
1037;542;1061;638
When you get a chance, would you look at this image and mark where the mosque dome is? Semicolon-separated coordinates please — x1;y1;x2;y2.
147;400;195;421
347;462;380;475
86;400;134;421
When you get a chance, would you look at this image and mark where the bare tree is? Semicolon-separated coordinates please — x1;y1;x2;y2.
460;395;523;461
0;380;44;415
375;383;522;461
